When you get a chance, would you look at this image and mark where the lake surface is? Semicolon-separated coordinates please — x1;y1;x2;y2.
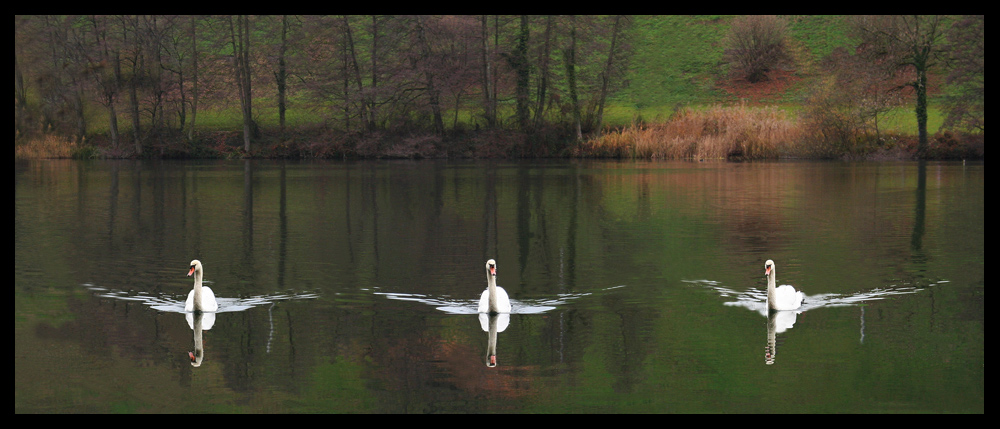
15;158;983;413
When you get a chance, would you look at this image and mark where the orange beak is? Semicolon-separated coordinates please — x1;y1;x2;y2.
188;266;196;276
765;266;771;276
490;266;496;276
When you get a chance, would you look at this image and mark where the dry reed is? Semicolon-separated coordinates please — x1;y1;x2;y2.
14;133;79;159
581;104;801;159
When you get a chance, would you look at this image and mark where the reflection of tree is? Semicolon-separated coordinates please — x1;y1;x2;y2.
240;159;255;286
910;161;927;258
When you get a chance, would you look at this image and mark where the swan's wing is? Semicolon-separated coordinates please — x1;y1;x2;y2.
185;289;196;312
775;285;799;295
773;285;804;310
495;286;512;312
495;286;510;301
201;286;219;311
478;289;490;313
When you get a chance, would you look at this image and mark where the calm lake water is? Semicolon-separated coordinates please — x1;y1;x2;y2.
15;158;983;413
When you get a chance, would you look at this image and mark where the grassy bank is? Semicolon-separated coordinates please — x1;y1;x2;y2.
15;102;982;161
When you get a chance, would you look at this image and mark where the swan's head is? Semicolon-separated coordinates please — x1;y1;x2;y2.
188;260;203;277
764;259;775;277
486;259;497;277
487;354;497;367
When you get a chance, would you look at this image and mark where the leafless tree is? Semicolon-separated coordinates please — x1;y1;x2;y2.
941;15;984;132
851;15;949;157
724;15;790;83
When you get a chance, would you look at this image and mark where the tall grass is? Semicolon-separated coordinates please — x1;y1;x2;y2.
14;132;78;159
579;104;801;159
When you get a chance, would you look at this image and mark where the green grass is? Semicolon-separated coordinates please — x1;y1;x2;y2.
617;15;731;110
604;16;863;128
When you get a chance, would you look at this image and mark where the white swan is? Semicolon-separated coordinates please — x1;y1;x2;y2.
185;260;218;312
478;259;511;314
765;259;804;311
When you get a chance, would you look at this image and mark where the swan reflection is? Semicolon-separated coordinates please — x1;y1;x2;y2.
684;277;947;365
378;287;599;368
480;313;508;367
189;311;207;367
82;283;318;366
764;310;798;365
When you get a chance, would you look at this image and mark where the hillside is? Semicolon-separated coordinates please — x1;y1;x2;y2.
16;15;977;160
610;15;854;123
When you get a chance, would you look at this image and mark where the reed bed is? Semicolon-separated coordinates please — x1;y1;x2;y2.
580;104;802;159
14;133;80;159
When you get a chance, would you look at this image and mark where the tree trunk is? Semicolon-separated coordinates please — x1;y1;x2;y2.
343;16;370;133
108;101;120;149
513;15;530;131
230;15;253;152
188;16;199;143
276;15;288;136
533;16;553;129
564;16;582;142
914;59;929;157
594;15;623;132
368;15;379;132
480;15;495;129
128;63;142;156
15;51;27;135
414;15;445;135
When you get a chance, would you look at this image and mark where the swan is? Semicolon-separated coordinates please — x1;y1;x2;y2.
185;260;218;313
765;259;804;311
478;259;511;314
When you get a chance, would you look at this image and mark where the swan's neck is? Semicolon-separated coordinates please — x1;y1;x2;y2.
766;270;777;309
487;274;499;313
192;271;204;311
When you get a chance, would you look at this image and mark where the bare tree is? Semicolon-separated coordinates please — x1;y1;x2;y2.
724;15;790;83
511;15;531;131
480;15;496;129
412;15;446;135
532;15;554;130
84;15;124;150
941;15;984;132
187;16;200;142
593;15;630;132
228;15;254;152
275;15;290;136
852;15;949;157
563;15;582;141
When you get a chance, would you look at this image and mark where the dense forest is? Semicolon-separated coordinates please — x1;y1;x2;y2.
13;15;984;160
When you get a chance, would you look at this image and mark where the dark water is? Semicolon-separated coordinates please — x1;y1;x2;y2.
15;159;983;413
